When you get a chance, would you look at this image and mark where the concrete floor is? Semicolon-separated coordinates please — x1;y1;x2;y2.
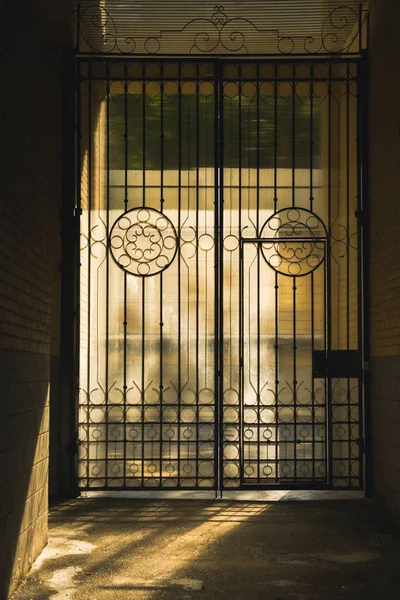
11;497;400;600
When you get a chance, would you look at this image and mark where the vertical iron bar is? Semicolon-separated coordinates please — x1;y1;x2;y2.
213;60;219;492
346;61;351;488
274;63;278;215
325;241;331;485
76;2;81;53
292;65;296;208
239;240;244;484
178;61;182;488
292;65;297;481
141;62;146;487
327;62;333;487
310;64;314;213
69;52;79;496
293;276;297;482
185;81;191;487
160;62;164;487
204;79;210;487
310;64;315;481
214;60;220;493
238;63;244;485
75;58;83;490
86;62;92;487
311;268;315;482
274;63;279;483
256;64;261;483
218;59;224;493
195;63;200;487
359;54;370;494
123;62;128;488
324;244;329;484
275;267;279;484
105;62;110;487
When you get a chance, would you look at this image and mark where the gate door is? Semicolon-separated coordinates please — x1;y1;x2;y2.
78;60;218;490
77;59;363;491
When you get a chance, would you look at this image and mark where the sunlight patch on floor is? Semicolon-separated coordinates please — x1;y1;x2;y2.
102;502;270;597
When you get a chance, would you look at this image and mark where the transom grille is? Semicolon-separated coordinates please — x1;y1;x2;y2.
77;1;367;57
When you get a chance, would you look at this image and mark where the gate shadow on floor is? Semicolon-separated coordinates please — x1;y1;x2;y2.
13;497;400;600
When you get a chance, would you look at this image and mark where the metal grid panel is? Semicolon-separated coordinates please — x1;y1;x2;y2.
77;58;364;491
220;61;362;489
78;61;218;489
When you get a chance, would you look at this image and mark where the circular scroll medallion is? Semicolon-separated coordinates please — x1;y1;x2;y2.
109;207;178;276
260;208;327;277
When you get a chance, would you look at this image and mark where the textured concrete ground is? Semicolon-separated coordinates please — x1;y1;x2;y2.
11;497;400;600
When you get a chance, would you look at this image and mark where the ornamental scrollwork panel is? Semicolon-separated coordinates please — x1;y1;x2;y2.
78;4;362;56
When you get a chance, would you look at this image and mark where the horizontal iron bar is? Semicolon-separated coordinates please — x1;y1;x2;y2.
241;237;328;244
79;75;357;83
78;483;362;492
76;53;364;62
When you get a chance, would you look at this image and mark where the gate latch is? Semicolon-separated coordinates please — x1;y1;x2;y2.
312;350;361;378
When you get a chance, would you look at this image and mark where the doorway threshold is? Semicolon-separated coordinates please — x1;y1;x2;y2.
80;490;365;501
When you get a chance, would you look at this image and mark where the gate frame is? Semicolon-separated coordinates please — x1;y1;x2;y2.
66;50;370;497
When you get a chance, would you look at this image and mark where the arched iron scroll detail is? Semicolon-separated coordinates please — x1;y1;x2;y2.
109;207;178;276
77;4;362;56
79;4;136;54
260;208;327;277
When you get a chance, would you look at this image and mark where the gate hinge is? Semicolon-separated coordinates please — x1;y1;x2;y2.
355;209;367;224
66;440;79;455
356;438;366;454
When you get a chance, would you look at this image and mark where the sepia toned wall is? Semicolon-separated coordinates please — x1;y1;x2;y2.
369;0;400;520
0;1;73;597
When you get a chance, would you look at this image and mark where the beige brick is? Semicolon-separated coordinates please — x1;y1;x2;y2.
0;1;72;597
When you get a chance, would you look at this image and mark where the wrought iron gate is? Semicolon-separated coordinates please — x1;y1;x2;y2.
77;58;364;491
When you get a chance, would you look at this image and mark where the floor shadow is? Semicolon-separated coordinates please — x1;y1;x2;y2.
12;497;400;600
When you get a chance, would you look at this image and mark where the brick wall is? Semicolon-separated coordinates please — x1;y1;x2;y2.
0;1;73;597
369;0;400;519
